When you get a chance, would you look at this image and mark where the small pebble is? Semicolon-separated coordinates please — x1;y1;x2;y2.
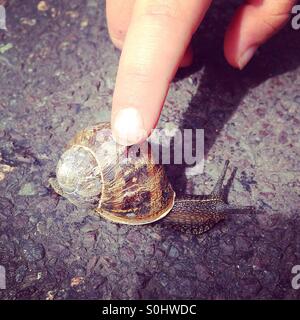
66;10;79;19
80;18;89;28
20;18;37;26
71;276;84;287
15;265;28;283
18;182;37;196
36;221;47;234
21;240;45;262
46;290;55;300
168;245;179;258
37;1;49;11
0;43;13;54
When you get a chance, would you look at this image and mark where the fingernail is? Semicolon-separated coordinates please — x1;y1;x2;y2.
238;45;258;70
112;107;147;146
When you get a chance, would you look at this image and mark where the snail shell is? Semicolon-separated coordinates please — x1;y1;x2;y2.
52;123;175;225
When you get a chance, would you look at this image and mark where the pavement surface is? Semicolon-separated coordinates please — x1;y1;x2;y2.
0;0;300;299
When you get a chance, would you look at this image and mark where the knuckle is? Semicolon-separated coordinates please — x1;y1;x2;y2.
107;25;126;49
265;0;296;16
108;25;126;42
124;64;153;84
144;1;177;17
261;13;290;33
261;17;279;33
141;0;183;26
260;1;295;33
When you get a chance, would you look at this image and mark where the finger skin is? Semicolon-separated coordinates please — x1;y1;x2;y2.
224;0;296;69
106;0;194;65
111;0;212;145
106;0;136;49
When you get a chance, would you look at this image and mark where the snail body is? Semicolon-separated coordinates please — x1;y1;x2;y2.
49;122;254;235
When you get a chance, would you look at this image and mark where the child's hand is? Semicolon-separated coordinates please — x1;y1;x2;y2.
107;0;295;145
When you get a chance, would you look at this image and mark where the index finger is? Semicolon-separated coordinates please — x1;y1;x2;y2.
111;0;212;145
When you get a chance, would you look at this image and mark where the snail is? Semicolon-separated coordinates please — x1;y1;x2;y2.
49;122;254;235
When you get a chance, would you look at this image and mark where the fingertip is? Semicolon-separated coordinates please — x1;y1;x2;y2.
112;107;148;146
224;0;293;70
223;6;245;69
224;26;258;70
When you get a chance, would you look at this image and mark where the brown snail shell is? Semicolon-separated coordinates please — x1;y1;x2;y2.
50;122;175;225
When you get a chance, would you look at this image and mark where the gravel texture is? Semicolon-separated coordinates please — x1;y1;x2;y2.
0;0;300;299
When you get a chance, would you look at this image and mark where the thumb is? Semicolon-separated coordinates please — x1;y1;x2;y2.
224;0;296;69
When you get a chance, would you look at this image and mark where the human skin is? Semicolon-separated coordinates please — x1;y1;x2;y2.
106;0;296;146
